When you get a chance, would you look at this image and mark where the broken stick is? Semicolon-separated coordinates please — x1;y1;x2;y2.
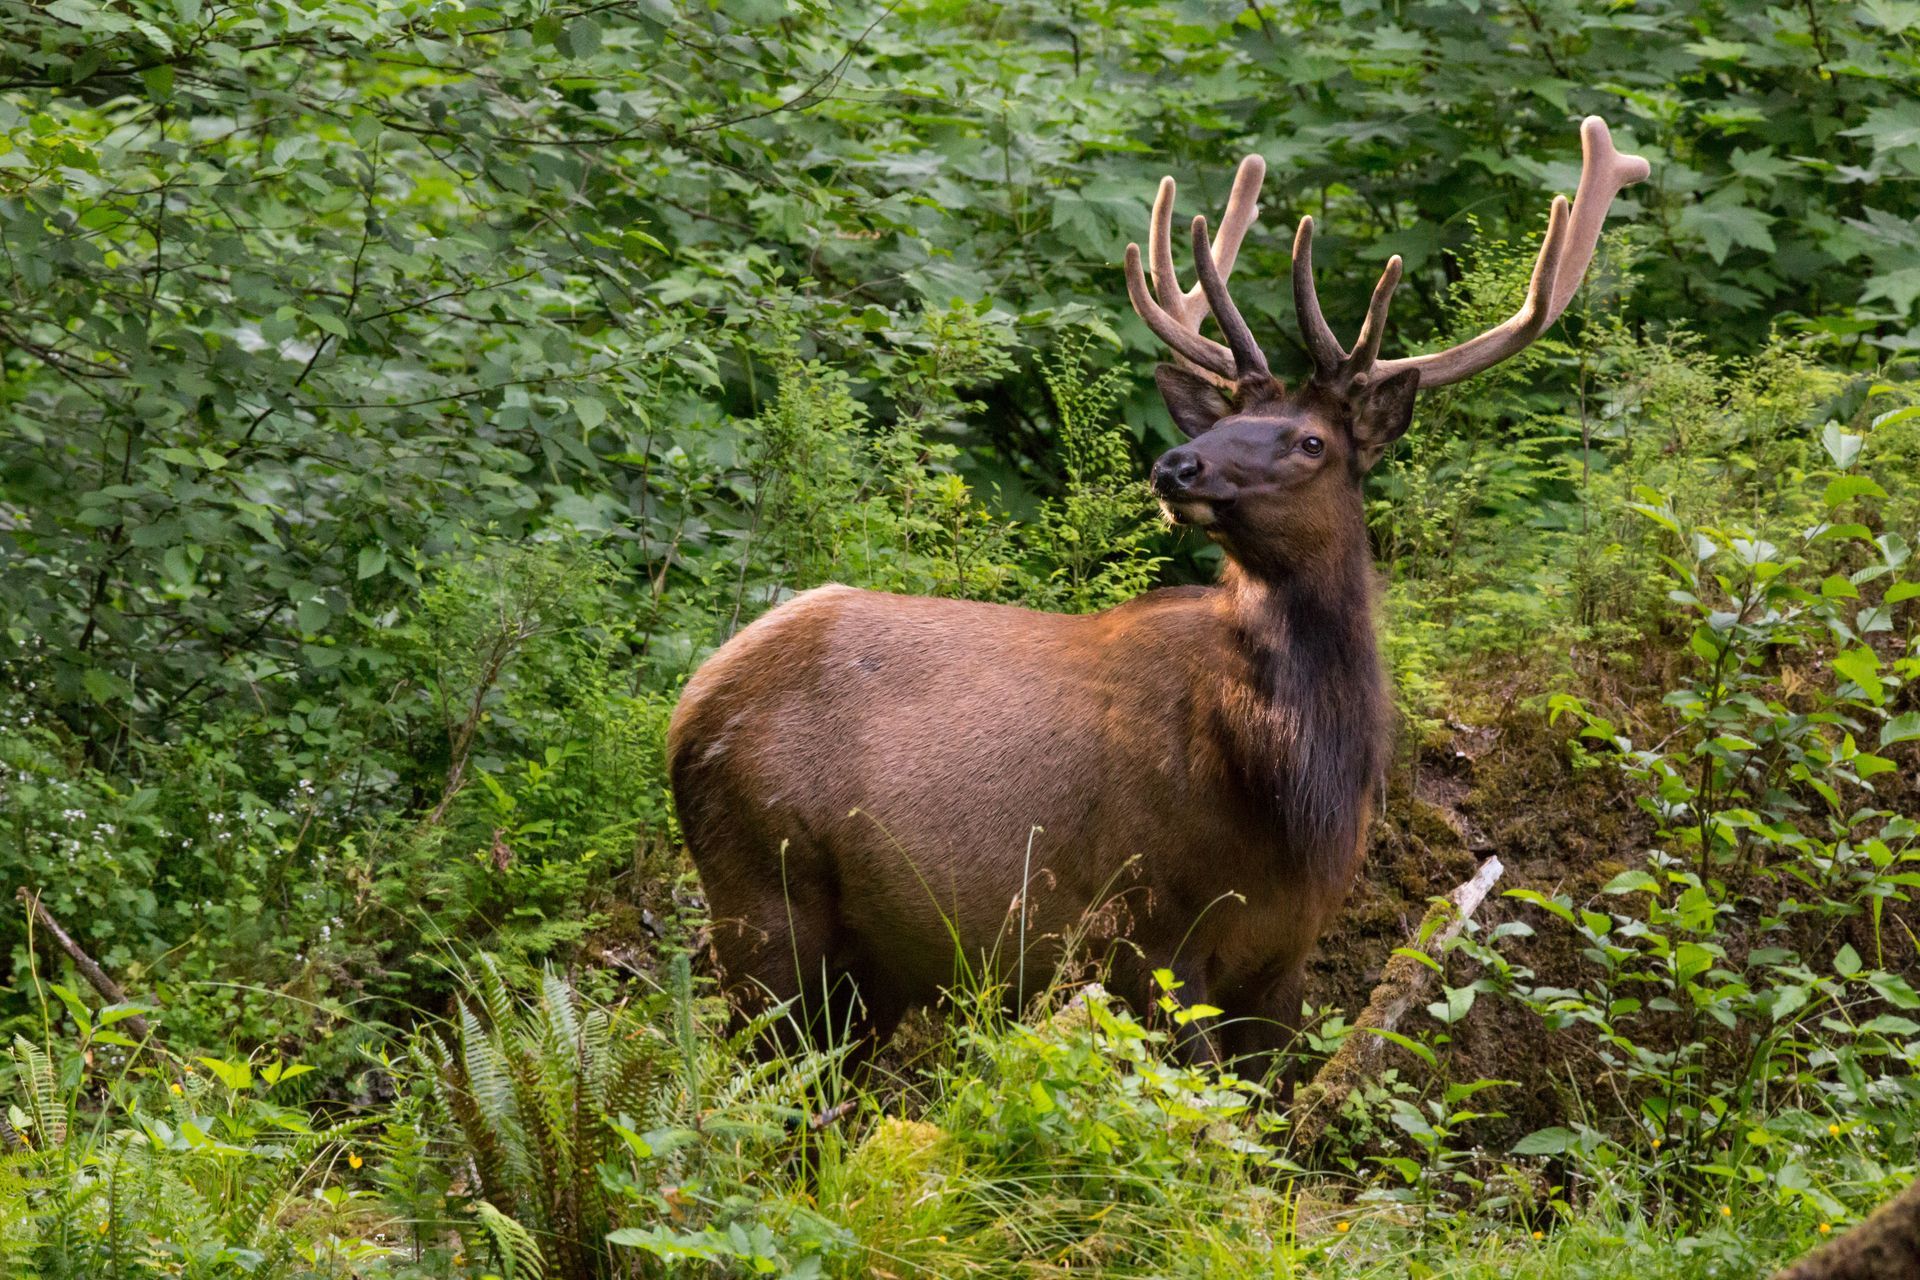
16;885;160;1046
1290;856;1505;1146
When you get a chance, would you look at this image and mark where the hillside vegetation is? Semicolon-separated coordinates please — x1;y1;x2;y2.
2;1;1919;1276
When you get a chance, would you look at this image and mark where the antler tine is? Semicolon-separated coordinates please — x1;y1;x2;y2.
1191;215;1272;381
1124;242;1238;380
1546;116;1652;318
1133;155;1269;384
1291;216;1348;380
1149;176;1187;313
1373;195;1572;389
1213;154;1266;278
1340;255;1402;384
1370;117;1647;391
1148;157;1266;324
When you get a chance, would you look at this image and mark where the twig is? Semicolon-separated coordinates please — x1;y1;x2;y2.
16;886;159;1044
1290;857;1505;1146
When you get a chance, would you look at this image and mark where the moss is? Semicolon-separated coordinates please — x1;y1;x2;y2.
1296;894;1461;1146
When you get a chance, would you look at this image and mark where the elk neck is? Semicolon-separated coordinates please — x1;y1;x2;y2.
1210;514;1389;866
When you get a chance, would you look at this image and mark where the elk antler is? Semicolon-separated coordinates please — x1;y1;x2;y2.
1124;155;1268;385
1300;116;1650;392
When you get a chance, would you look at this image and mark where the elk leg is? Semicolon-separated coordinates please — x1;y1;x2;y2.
1167;956;1226;1067
1220;961;1307;1099
1113;949;1222;1067
706;882;841;1050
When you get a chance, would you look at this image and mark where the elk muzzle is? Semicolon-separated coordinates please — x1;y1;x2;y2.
1151;447;1223;526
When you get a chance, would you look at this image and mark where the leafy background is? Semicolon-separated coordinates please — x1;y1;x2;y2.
3;1;1920;1277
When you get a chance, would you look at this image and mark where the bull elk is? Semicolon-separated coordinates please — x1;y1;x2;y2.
670;119;1648;1078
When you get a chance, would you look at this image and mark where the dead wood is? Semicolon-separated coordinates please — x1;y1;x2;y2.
1290;856;1505;1146
16;885;159;1046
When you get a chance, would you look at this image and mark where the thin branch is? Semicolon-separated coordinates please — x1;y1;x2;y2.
17;887;160;1046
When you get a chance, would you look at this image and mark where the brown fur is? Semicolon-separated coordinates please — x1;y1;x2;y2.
669;373;1404;1079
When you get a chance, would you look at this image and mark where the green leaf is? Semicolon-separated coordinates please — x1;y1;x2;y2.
1602;869;1659;895
1833;647;1884;704
1390;946;1443;972
1425;985;1476;1025
98;1003;156;1026
307;309;349;338
1885;581;1920;604
1820;574;1860;599
1768;984;1810;1023
1881;712;1920;745
50;984;92;1034
1858;1014;1920;1036
1678;197;1775;264
357;545;387;579
1357;1026;1437;1068
194;1057;253;1091
81;667;123;704
574;395;608;431
1842;100;1920;158
565;18;602;56
1675;942;1714;984
1511;1126;1576;1156
1821;422;1864;469
1862;267;1920;317
1833;945;1862;979
1825;475;1888;508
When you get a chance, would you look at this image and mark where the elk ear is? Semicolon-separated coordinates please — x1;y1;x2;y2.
1155;364;1233;439
1349;367;1420;470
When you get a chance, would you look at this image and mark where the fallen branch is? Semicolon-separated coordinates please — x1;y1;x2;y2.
1290;856;1505;1146
16;886;160;1046
1772;1173;1920;1280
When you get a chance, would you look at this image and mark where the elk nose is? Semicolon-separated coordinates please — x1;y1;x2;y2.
1153;451;1204;495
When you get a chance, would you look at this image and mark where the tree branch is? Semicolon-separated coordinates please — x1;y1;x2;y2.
1290;857;1505;1146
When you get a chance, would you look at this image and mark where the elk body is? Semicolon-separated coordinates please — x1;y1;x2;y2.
670;119;1648;1075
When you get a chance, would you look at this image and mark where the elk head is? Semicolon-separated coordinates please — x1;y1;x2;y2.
1126;118;1649;575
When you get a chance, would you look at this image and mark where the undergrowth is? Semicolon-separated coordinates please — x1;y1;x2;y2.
2;144;1918;1276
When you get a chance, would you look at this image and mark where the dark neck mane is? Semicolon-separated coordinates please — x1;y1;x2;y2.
1216;543;1389;863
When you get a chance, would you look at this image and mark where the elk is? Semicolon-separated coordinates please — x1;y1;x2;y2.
670;118;1648;1078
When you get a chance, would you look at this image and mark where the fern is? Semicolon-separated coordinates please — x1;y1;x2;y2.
474;1199;547;1280
9;1037;65;1149
425;958;669;1280
0;1149;42;1276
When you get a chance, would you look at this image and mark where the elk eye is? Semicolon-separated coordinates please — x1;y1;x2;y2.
1300;436;1324;457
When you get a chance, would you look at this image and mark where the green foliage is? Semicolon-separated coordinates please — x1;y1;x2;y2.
422;956;669;1280
1482;431;1920;1228
5;1026;387;1279
1027;333;1168;610
5;1;1920;1276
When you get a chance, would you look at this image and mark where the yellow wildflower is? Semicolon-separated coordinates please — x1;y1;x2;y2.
1720;1205;1732;1218
1532;1230;1544;1240
1335;1221;1351;1233
348;1152;363;1170
1827;1123;1840;1136
1818;1223;1831;1235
